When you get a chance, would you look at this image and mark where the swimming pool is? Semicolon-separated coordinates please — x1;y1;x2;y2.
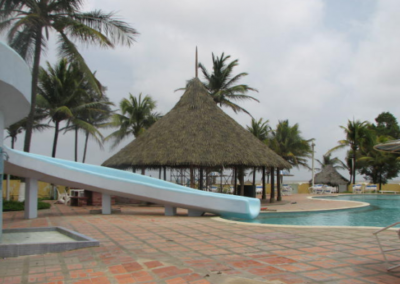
227;195;400;227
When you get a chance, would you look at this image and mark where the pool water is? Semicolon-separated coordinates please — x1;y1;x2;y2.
227;195;400;227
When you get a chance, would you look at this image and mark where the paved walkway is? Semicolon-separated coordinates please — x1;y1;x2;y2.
1;195;400;284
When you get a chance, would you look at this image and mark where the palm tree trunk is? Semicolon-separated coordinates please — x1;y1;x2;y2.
270;167;275;203
11;137;15;149
352;156;356;184
74;126;78;162
24;27;43;153
82;131;89;163
277;168;282;201
52;121;60;158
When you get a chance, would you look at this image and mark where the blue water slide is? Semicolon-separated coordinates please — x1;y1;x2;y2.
4;146;260;219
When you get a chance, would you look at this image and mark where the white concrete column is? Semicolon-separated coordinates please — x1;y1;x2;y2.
24;178;38;219
102;193;111;214
165;205;177;216
0;111;4;242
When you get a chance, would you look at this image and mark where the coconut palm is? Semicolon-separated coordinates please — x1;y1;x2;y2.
0;0;138;153
268;120;313;201
198;52;258;116
62;72;113;162
6;105;50;149
247;118;271;198
38;58;106;157
105;93;161;149
328;119;371;184
269;120;313;169
81;102;113;163
6;117;49;149
316;153;347;171
247;118;271;142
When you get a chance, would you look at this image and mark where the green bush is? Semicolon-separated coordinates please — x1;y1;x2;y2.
3;200;24;211
3;200;51;211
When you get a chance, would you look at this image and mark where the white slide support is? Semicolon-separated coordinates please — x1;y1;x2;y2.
4;147;260;219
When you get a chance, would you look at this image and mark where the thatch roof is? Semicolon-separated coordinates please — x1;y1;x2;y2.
313;165;349;185
102;78;291;169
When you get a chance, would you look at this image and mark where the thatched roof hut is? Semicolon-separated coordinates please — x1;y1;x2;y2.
314;165;349;186
102;78;290;170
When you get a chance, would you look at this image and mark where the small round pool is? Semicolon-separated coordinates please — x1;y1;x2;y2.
226;195;400;227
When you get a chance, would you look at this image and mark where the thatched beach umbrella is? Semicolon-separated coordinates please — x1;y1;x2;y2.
374;139;400;153
103;78;290;193
313;165;349;192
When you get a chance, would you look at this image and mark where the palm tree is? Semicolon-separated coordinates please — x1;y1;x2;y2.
6;108;50;149
62;73;113;162
80;102;113;163
105;93;161;149
316;153;347;171
0;0;138;152
247;118;271;198
38;58;106;157
269;120;313;169
328;120;371;184
247;118;271;141
198;52;258;116
268;120;313;201
105;93;161;174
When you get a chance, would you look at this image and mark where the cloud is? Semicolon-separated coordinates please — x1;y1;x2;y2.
8;0;400;182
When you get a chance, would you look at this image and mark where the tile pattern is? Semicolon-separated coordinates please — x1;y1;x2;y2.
1;202;400;284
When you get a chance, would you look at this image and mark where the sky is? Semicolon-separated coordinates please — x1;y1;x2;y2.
5;0;400;182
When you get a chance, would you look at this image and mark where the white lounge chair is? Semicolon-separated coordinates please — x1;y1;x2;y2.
365;184;378;193
282;184;292;196
353;184;363;194
322;185;335;194
309;184;324;194
56;187;71;205
374;222;400;271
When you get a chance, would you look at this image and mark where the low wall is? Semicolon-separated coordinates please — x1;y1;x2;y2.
2;180;67;200
347;183;400;193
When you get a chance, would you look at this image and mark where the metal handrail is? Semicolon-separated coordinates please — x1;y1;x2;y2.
374;222;400;271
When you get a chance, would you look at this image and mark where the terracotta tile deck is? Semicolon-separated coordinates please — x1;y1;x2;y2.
1;195;400;284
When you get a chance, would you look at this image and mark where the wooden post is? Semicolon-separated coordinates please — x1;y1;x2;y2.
270;167;275;203
234;167;237;195
262;166;266;200
190;166;194;188
252;167;256;198
220;167;223;193
199;167;203;190
240;166;244;196
163;166;166;181
277;168;282;201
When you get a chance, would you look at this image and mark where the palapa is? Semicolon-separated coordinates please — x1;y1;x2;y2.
313;165;349;186
102;78;290;169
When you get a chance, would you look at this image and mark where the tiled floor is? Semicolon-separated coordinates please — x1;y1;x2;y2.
1;195;400;284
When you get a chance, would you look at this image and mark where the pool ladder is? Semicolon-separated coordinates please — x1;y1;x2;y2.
374;222;400;271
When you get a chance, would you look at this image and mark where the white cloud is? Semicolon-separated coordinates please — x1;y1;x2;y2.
8;0;400;182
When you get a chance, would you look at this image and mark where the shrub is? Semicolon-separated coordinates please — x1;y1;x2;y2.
3;200;51;211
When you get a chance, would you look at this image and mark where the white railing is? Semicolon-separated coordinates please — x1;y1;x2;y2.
373;222;400;271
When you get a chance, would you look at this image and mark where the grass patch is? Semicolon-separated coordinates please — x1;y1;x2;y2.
3;200;51;211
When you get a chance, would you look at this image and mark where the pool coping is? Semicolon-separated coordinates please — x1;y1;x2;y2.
0;227;99;258
214;194;399;231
